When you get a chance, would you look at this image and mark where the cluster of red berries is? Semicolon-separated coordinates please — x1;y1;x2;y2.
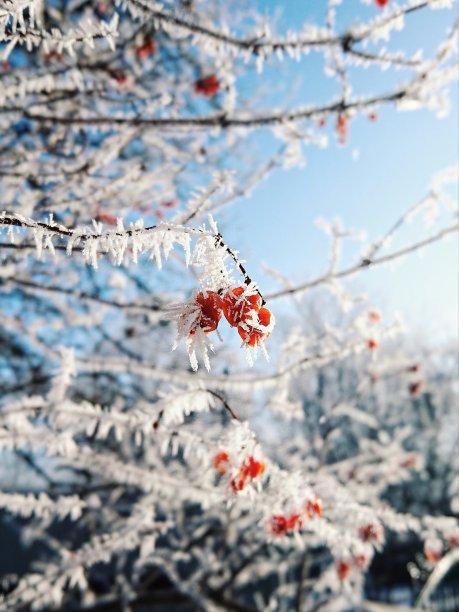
334;523;384;580
213;451;266;492
194;74;220;97
186;287;273;348
269;497;323;537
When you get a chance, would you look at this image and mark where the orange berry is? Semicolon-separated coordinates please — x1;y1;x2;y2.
237;307;272;347
230;455;265;493
366;338;379;350
305;497;323;519
242;456;265;479
425;542;442;564
222;287;262;327
136;38;157;60
213;451;229;474
187;291;222;335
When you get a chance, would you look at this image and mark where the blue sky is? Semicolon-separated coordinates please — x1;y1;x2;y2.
222;1;458;342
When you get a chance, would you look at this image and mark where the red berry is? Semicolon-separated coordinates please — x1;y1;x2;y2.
136;38;157;60
230;455;265;493
336;114;349;145
44;51;64;64
187;291;222;335
409;381;424;397
352;553;369;569
424;541;442;564
96;212;118;225
400;454;417;469
222;287;262;327
242;456;265;480
108;70;128;85
358;523;383;543
230;473;246;492
375;0;389;6
213;451;229;474
270;515;288;536
367;310;381;324
285;513;303;530
336;560;352;581
237;307;272;347
194;74;220;97
305;497;323;519
366;338;379;350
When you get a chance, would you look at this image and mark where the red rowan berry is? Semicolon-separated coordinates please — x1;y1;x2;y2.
336;560;352;581
230;455;265;493
222;287;262;327
286;513;303;530
358;523;383;543
409;381;424;397
352;552;369;570
96;212;118;225
305;497;323;519
336;114;349;145
194;74;220;97
213;451;230;474
400;454;417;469
270;515;288;536
187;291;222;335
237;307;272;347
424;541;442;564
241;456;266;480
368;310;381;324
136;38;157;60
